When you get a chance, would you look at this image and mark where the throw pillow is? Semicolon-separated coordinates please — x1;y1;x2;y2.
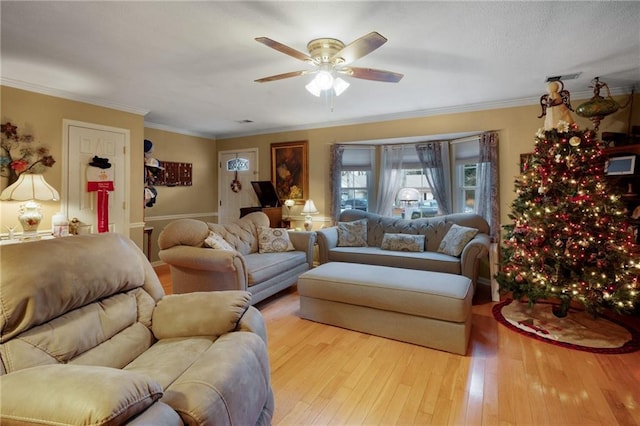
258;226;295;253
380;233;425;252
437;224;479;257
204;231;235;251
337;219;368;247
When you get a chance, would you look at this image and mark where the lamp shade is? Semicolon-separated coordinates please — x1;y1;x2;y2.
301;199;319;215
0;174;60;201
397;187;420;202
305;75;350;97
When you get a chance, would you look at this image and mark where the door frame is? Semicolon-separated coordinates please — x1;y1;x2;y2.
62;119;131;236
218;147;259;223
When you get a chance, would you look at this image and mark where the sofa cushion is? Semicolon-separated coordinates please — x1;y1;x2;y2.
258;226;295;253
380;233;425;252
244;251;308;286
338;210;487;251
0;364;163;426
327;247;461;275
337;219;368;247
437;224;479;257
204;231;235;251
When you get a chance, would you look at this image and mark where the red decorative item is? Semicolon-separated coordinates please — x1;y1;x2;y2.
87;157;114;233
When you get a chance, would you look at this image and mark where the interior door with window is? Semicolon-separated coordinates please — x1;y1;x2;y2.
218;149;259;224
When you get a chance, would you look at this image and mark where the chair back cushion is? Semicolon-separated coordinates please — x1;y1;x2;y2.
0;233;164;374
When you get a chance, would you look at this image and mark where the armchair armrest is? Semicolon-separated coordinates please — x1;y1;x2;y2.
288;230;317;268
460;233;491;289
316;227;338;264
152;290;252;339
0;364;163;425
236;305;268;344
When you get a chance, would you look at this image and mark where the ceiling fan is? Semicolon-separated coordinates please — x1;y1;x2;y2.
254;32;403;97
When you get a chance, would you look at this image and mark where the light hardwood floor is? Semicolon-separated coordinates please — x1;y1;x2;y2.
154;264;640;426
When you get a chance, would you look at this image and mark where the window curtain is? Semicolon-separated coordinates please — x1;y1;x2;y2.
476;132;500;240
329;144;344;223
416;142;452;215
374;145;405;216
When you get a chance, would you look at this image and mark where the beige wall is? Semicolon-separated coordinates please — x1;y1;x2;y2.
142;127;217;261
1;86;146;247
216;94;639;229
2;84;637;259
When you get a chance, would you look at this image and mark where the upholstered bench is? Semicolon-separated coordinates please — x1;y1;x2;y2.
297;262;473;355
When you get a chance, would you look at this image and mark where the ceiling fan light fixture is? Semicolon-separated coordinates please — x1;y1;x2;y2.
305;80;322;97
305;74;350;97
315;70;334;90
333;77;350;96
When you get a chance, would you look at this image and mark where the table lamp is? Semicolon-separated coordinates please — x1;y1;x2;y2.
0;173;60;238
301;199;318;231
284;199;295;219
282;199;295;228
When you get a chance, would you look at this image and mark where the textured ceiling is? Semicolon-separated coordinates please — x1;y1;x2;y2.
1;1;639;139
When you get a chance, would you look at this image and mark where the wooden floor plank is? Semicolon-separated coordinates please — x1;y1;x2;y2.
154;267;640;426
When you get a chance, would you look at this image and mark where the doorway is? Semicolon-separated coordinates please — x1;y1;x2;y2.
218;148;259;224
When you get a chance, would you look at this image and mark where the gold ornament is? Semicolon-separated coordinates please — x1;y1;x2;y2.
569;136;581;146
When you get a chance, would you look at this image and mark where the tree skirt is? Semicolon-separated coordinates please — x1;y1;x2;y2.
492;299;640;354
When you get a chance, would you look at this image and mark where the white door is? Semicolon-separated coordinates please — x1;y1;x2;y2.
218;149;259;224
63;120;129;235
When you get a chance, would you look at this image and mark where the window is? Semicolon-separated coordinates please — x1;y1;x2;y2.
460;163;477;213
395;168;438;219
452;138;480;213
339;146;374;212
341;171;370;211
333;136;485;219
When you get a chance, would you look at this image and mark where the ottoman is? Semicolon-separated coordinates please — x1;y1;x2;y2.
297;262;473;355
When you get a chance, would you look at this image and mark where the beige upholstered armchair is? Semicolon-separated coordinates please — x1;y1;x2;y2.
0;233;274;425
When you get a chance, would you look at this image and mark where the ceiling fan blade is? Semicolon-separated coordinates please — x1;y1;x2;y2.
333;32;387;65
338;67;403;83
254;70;312;83
255;37;313;63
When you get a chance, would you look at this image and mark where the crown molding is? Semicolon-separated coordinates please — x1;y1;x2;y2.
144;121;216;140
1;77;150;116
214;86;636;139
3;76;633;140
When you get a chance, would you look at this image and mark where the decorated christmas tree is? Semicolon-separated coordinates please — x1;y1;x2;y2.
495;81;639;317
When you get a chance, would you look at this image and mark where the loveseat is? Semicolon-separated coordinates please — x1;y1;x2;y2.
317;210;490;289
158;212;316;304
0;233;274;425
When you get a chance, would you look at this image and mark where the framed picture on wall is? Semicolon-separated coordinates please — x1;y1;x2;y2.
520;153;534;173
271;141;308;204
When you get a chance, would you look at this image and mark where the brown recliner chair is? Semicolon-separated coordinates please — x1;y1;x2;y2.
0;233;274;425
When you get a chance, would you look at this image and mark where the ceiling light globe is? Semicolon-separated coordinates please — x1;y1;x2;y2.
315;71;334;91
